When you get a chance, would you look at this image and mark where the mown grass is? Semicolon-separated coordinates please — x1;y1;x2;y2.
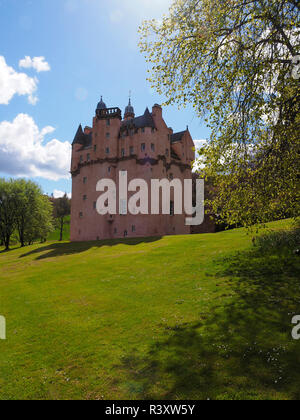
0;219;299;400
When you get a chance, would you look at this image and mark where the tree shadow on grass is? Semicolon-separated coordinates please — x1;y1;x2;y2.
115;248;300;400
19;236;162;260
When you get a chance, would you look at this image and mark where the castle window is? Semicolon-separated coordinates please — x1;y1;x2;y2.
94;145;97;152
87;154;90;162
130;146;134;155
106;119;110;126
132;225;136;233
121;148;125;157
124;230;128;237
93;201;96;209
108;166;111;173
106;147;110;154
151;143;155;152
141;143;146;152
142;127;145;133
83;195;87;201
170;201;174;216
79;212;83;218
166;149;169;157
83;177;87;184
106;132;110;139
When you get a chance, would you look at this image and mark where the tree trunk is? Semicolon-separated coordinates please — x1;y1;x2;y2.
59;217;64;241
4;234;10;251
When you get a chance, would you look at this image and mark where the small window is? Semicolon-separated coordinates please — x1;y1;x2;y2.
93;201;96;209
83;195;87;201
121;148;125;157
132;225;136;233
166;149;169;157
94;145;97;152
106;119;110;126
124;230;128;237
114;228;117;234
87;154;90;162
141;143;146;152
83;177;87;184
151;143;155;152
106;147;110;155
108;166;111;173
130;146;134;155
169;173;174;180
79;212;83;218
106;132;110;139
170;201;174;216
142;127;145;133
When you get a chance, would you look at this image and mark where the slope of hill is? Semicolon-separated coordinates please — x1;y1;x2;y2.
0;219;299;400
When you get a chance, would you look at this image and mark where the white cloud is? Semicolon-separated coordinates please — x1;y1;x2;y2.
0;114;71;181
193;139;207;171
53;190;72;199
0;56;38;105
194;139;207;150
19;56;51;73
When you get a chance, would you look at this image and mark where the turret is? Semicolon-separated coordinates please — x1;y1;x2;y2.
124;98;135;120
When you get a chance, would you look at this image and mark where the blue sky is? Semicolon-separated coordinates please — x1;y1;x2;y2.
0;0;209;197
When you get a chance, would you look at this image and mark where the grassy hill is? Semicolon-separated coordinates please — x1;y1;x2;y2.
0;219;299;400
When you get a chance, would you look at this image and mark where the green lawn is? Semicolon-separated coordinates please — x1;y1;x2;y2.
0;219;299;400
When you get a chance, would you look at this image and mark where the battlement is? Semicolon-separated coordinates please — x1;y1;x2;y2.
96;107;122;120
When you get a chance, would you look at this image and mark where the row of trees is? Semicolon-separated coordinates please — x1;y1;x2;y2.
0;179;70;250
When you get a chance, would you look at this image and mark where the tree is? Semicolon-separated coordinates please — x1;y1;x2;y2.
0;179;16;250
140;0;300;227
53;194;71;241
13;180;43;247
0;179;54;250
24;194;54;245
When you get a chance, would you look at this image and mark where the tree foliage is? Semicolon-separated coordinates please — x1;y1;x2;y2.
0;179;54;250
0;179;16;250
140;0;300;227
53;194;71;242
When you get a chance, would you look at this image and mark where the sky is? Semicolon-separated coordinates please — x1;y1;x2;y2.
0;0;209;197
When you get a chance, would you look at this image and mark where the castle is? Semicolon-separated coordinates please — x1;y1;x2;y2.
70;97;195;242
